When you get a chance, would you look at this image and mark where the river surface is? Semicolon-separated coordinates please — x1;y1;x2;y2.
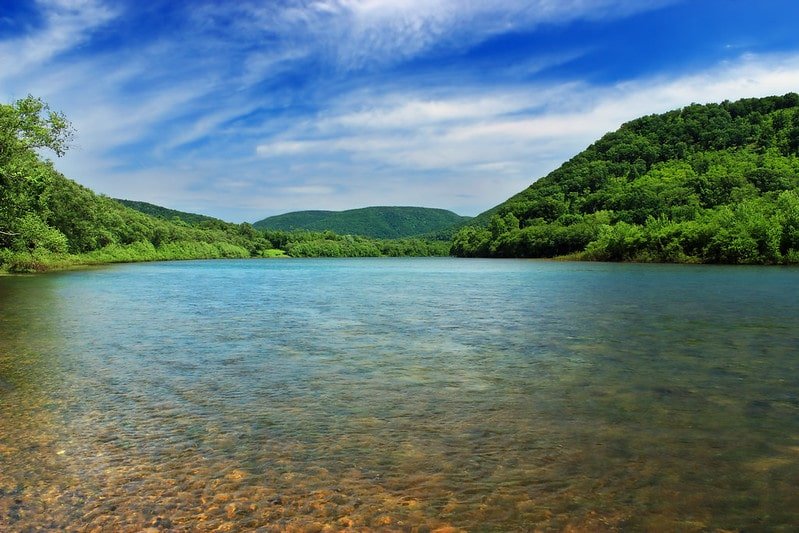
1;258;798;531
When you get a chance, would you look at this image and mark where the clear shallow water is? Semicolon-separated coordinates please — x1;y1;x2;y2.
1;258;798;531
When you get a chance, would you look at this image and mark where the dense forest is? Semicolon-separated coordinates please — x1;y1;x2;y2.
6;93;799;271
254;206;470;239
114;198;220;226
453;93;799;264
0;96;448;273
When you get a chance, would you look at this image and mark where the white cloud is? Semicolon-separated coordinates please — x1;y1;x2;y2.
238;48;312;89
280;185;337;195
256;140;325;157
4;1;799;223
247;52;799;219
0;0;117;82
231;0;675;70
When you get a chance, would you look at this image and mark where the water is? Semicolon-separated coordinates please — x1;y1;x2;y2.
1;258;798;531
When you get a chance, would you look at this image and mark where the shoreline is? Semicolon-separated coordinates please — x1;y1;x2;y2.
3;252;797;276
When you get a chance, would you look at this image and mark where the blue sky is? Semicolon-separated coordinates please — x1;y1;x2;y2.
2;1;799;222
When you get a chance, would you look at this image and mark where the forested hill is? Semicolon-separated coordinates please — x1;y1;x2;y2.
453;93;799;264
114;199;220;225
254;207;471;239
0;97;279;272
0;96;449;272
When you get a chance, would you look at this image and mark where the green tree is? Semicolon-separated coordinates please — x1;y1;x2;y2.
0;95;73;161
0;96;73;247
452;93;799;264
12;213;68;253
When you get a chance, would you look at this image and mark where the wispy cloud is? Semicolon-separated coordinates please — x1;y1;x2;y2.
2;1;798;222
222;0;676;71
0;0;117;81
257;52;799;165
248;52;799;220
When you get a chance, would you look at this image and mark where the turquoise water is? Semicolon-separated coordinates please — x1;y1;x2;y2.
1;258;798;531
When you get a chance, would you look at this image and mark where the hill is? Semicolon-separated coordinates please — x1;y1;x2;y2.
452;93;799;264
0;97;287;271
254;206;470;239
114;199;219;225
0;96;449;272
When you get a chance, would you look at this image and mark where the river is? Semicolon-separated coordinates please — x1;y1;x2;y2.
1;258;798;531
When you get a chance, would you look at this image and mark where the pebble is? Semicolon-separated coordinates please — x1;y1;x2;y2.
337;516;355;527
150;516;172;528
374;515;393;526
227;469;247;481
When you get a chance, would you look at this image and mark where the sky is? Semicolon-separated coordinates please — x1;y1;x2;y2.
2;1;799;222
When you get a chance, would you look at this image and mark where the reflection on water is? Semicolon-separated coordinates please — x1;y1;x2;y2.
1;258;799;531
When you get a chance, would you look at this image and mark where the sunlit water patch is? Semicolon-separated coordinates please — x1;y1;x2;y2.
1;258;799;531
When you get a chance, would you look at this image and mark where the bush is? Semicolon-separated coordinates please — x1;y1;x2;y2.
12;213;68;253
584;222;645;261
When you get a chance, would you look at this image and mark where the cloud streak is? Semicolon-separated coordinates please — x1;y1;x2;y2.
2;1;799;222
0;0;117;84
224;0;676;72
249;52;799;219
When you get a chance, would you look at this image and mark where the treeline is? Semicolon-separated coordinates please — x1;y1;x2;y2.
0;96;448;273
113;198;220;225
253;206;470;240
262;230;450;258
453;93;799;263
253;206;470;239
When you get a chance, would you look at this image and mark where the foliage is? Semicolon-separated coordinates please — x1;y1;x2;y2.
1;96;72;248
0;95;73;159
453;93;799;264
114;198;220;225
254;206;470;239
261;229;449;258
0;97;450;273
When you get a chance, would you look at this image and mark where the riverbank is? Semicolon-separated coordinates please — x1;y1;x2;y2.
0;237;457;273
0;241;265;274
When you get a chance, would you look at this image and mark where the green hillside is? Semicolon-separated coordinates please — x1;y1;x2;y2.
114;198;219;225
0;99;275;272
453;93;799;264
9;93;799;269
254;206;471;239
0;96;449;272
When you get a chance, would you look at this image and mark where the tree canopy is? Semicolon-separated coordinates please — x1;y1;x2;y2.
254;206;470;239
0;97;448;272
452;93;799;264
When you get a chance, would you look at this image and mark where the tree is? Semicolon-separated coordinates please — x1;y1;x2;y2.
12;213;68;253
452;93;799;263
0;96;74;248
0;95;73;161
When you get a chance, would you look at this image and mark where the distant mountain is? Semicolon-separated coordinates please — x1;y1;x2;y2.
253;206;471;239
114;199;220;225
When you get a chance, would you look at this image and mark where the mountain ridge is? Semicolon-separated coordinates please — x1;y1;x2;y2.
254;206;471;239
113;199;221;225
